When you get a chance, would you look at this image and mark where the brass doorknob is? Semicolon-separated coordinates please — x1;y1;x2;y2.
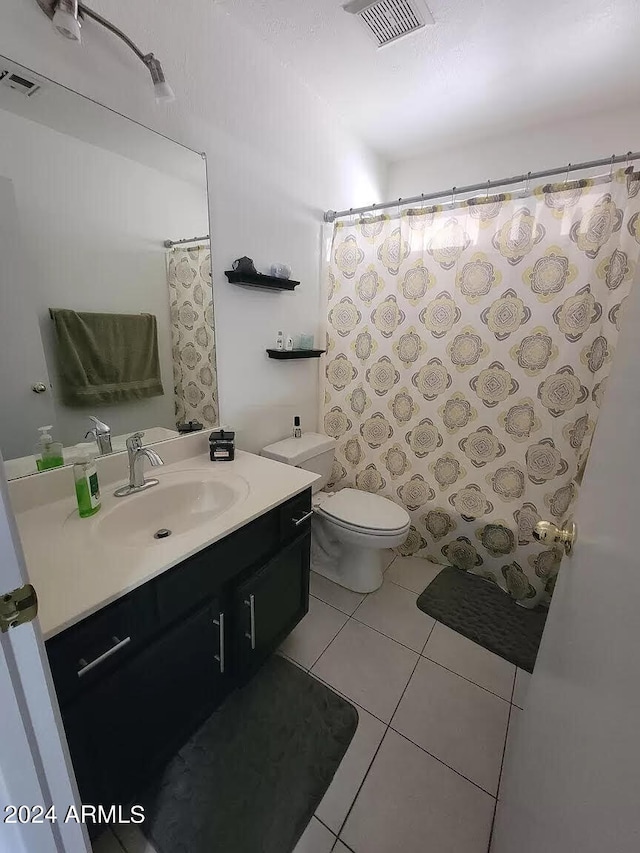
533;518;577;555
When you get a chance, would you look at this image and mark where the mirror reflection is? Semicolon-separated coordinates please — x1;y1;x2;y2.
0;58;218;480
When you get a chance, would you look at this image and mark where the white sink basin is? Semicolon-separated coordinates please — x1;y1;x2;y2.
85;469;249;546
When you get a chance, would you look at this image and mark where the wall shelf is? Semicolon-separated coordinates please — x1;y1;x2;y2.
266;349;325;360
225;270;300;291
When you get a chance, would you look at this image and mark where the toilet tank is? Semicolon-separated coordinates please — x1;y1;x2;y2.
261;433;336;493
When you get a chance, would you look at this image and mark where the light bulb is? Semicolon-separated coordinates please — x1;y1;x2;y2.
52;0;81;43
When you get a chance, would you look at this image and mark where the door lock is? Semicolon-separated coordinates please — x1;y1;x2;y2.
1;583;38;633
533;518;577;556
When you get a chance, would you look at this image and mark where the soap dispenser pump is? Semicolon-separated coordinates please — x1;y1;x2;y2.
35;425;64;472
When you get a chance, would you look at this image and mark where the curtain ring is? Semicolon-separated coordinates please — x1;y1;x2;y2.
564;163;571;185
626;151;632;169
485;179;491;200
524;171;531;195
450;186;456;206
609;154;616;180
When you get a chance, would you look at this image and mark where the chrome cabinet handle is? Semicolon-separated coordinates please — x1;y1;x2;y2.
292;510;313;526
244;594;256;650
213;611;225;674
77;635;131;677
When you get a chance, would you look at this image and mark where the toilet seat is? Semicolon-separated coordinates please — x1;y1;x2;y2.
314;488;410;535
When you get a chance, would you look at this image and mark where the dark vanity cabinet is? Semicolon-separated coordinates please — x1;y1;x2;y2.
45;488;312;810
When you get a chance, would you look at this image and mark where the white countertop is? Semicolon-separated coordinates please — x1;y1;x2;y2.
14;448;318;640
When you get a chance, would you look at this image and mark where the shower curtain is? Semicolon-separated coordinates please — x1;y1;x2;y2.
166;244;219;427
323;170;640;605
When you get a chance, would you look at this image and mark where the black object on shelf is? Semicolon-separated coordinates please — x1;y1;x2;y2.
225;270;300;291
267;349;326;360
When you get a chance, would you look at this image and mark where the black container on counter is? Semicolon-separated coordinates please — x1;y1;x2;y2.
209;429;235;461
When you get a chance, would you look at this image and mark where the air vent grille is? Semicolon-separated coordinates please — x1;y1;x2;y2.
348;0;433;47
0;69;41;97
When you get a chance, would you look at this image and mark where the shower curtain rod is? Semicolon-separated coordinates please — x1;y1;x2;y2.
163;235;210;248
323;150;640;223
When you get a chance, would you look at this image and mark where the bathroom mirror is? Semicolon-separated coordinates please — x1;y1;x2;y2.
0;57;218;480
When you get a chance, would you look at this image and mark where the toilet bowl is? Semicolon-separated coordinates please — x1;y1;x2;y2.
312;488;411;592
261;433;411;593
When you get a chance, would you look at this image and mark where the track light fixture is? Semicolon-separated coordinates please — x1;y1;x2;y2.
34;0;175;102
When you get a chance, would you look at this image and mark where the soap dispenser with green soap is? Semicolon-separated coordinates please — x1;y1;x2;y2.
72;444;101;518
35;425;64;471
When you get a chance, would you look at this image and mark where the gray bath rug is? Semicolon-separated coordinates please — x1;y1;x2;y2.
417;566;547;673
139;655;358;853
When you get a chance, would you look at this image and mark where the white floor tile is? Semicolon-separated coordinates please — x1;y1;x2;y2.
392;657;509;794
381;549;397;571
280;597;348;669
293;817;336;853
385;556;443;594
111;825;156;853
353;580;435;652
311;619;418;722
513;668;531;709
423;623;515;700
92;830;124;853
316;705;386;833
310;571;365;615
499;706;522;801
341;729;494;853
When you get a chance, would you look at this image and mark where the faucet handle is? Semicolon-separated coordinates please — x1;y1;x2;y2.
89;415;111;435
126;432;145;452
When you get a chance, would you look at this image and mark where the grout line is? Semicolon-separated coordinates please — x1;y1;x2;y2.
420;655;514;704
307;616;352;672
332;619;437;847
309;591;364;618
387;577;429;595
388;727;498;800
348;614;431;657
487;699;514;850
314;814;338;837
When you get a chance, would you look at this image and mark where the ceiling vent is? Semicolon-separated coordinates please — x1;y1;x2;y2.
344;0;434;48
0;69;42;97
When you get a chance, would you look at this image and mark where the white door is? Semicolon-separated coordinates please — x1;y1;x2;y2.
0;454;90;853
0;176;55;459
492;271;640;852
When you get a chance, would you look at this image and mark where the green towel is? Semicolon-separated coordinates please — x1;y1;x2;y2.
50;308;164;406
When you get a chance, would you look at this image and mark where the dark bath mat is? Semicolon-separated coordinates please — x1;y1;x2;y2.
138;655;358;853
417;566;547;673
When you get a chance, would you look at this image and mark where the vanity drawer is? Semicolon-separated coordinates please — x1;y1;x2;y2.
279;489;313;541
46;588;153;704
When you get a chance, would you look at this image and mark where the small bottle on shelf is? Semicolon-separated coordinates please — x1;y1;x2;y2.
293;416;302;439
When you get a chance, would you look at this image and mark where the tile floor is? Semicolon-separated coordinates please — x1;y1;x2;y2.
93;554;529;853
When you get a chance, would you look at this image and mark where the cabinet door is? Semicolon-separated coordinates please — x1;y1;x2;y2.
235;531;310;674
62;598;228;808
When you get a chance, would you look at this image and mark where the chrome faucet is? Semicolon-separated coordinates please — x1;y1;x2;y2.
114;432;164;497
85;416;112;455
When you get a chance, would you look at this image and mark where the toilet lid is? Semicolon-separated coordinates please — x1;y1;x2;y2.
317;488;410;533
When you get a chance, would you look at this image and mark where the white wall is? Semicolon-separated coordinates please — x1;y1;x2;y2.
0;0;386;454
0;106;208;452
388;106;640;199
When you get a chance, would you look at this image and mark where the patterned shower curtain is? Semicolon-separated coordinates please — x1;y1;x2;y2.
166;244;219;427
323;170;640;606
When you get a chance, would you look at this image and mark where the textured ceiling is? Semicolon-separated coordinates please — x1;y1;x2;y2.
218;0;640;162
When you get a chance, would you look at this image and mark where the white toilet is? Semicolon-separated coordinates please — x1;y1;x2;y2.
261;433;411;593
